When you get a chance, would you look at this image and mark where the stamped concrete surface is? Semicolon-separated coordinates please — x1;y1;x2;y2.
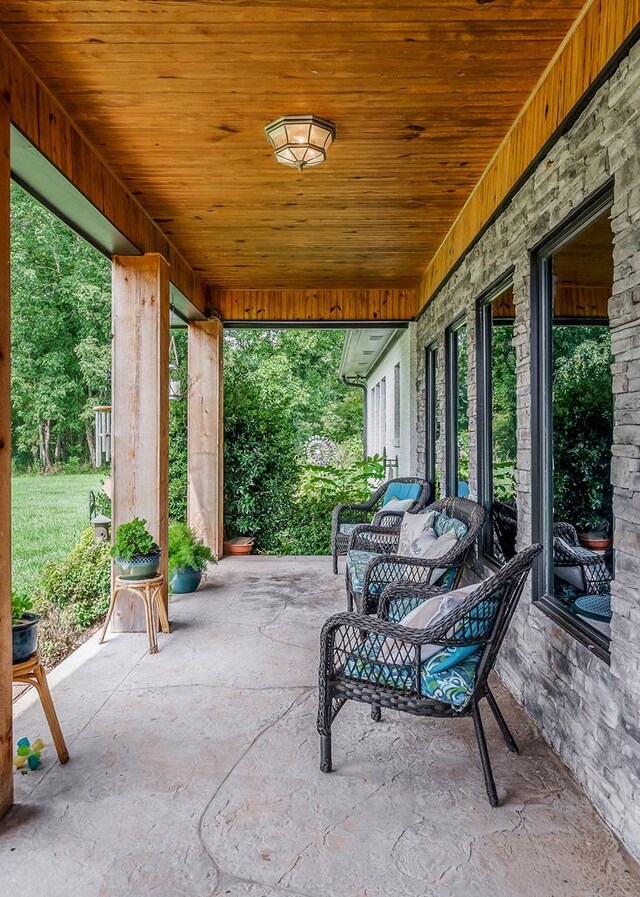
2;556;639;897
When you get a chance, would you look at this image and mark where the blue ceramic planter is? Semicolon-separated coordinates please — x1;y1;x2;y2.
170;567;202;594
115;552;161;580
12;612;40;663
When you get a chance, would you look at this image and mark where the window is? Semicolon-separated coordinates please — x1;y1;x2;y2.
445;319;469;497
425;343;439;496
380;377;387;456
393;363;401;446
532;184;614;661
477;271;517;563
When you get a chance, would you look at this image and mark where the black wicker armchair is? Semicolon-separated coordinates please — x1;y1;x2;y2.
553;522;612;597
345;496;486;615
331;477;430;574
318;544;542;807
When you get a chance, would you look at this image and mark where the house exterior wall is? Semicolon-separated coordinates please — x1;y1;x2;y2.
366;326;417;476
414;42;640;857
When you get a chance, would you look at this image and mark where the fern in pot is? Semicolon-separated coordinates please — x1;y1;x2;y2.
111;517;161;580
168;522;216;594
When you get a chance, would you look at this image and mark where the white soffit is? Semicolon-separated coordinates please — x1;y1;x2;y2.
340;327;402;380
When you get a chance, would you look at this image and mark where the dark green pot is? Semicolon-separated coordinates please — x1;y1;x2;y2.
115;552;161;580
170;567;202;594
12;612;40;663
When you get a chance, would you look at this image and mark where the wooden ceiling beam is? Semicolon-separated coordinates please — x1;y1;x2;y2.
418;0;640;313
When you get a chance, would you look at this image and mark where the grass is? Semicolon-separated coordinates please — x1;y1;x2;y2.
12;473;102;595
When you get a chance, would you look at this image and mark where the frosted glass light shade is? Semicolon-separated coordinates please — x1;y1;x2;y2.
265;115;335;170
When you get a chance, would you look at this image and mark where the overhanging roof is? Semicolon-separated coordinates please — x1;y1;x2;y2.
340;328;402;380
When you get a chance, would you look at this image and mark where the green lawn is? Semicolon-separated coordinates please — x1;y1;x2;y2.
12;473;102;595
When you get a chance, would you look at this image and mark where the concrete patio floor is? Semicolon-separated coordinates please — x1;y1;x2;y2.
2;556;640;897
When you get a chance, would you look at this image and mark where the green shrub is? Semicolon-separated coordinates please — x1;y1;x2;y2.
37;528;111;631
277;455;386;555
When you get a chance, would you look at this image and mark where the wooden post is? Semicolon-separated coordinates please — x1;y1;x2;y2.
112;254;169;631
0;97;12;818
188;319;224;558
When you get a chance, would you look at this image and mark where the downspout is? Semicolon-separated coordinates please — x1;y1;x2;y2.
341;374;368;460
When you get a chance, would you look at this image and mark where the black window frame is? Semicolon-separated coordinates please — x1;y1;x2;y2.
444;316;467;497
531;180;614;664
424;342;438;492
476;268;516;564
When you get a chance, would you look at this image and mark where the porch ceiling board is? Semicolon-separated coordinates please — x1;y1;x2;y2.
0;0;586;298
0;29;207;315
418;0;640;313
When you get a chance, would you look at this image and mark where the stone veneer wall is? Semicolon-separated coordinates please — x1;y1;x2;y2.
415;42;640;857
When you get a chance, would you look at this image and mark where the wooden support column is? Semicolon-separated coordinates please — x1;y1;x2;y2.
0;98;12;818
112;254;169;631
187;319;224;558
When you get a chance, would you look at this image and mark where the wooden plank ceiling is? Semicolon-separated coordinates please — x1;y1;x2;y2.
0;0;587;296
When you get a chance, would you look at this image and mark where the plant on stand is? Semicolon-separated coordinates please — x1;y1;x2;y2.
11;592;41;663
111;517;161;580
168;522;216;593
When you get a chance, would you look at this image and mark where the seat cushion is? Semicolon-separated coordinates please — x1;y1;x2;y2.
346;549;380;594
339;522;362;536
383;482;421;505
342;636;481;709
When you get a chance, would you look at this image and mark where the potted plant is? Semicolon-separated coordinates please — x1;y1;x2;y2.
168;522;216;593
578;516;612;552
12;592;40;663
111;516;161;579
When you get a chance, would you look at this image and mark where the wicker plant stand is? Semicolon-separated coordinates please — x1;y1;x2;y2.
13;652;69;764
100;575;169;654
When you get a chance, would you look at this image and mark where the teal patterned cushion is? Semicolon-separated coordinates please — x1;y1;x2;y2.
339;522;361;536
346;549;379;594
433;513;468;541
342;639;481;709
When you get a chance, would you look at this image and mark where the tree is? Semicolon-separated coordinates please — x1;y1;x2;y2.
11;183;111;469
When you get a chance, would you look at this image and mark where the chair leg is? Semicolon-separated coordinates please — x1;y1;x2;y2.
472;703;499;808
486;688;519;754
320;734;332;773
332;550;338;575
371;706;381;722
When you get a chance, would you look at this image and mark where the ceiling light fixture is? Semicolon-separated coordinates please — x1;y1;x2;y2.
264;115;336;171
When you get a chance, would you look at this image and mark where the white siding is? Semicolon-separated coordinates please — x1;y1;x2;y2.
365;326;417;476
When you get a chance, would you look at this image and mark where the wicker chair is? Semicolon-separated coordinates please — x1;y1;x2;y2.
345;497;486;616
331;477;430;574
318;544;542;807
553;522;612;597
492;500;518;562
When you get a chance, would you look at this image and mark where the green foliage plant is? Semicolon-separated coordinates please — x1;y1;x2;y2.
168;522;216;578
111;517;159;561
11;591;34;624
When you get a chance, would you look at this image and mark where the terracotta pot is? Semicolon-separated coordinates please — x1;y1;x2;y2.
224;537;255;556
578;532;612;552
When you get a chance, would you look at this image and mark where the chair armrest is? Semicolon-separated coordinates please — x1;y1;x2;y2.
371;509;404;527
348;524;401;554
361;552;464;598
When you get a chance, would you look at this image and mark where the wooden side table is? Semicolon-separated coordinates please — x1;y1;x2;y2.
13;652;69;764
100;575;170;654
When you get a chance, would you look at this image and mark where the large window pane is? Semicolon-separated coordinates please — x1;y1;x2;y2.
445;321;469;497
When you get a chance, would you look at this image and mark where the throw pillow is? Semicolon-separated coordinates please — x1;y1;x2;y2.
420;529;459;583
380;583;480;663
381;497;415;513
397;511;436;557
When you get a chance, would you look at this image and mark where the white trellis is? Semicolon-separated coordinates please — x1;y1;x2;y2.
94;405;112;467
